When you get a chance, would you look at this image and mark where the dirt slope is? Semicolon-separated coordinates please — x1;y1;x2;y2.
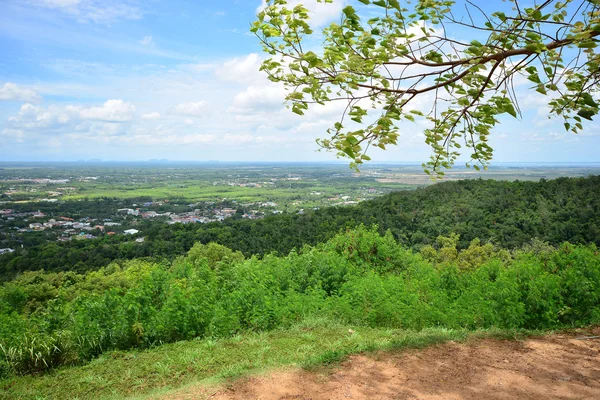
165;329;600;400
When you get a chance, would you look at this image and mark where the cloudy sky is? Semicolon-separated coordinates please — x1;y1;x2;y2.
0;0;598;163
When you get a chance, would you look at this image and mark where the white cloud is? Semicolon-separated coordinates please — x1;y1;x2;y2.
6;100;135;138
33;0;142;23
520;131;567;142
232;85;285;111
78;99;136;122
8;103;70;129
257;0;345;27
169;101;208;117
184;63;219;73
85;121;129;137
122;131;312;146
140;36;153;46
256;134;313;144
37;0;80;7
0;83;42;102
1;128;26;143
215;53;264;84
142;112;161;120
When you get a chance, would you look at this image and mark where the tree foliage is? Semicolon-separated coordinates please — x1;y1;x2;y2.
252;0;600;174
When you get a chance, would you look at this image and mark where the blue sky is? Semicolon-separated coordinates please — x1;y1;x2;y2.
0;0;598;164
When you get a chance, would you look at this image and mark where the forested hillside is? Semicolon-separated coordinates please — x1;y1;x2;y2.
1;176;599;279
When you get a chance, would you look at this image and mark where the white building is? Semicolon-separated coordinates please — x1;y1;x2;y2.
124;229;140;235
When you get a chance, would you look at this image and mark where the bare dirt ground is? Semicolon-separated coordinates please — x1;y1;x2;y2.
166;329;600;400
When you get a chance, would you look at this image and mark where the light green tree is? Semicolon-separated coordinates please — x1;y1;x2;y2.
252;0;600;175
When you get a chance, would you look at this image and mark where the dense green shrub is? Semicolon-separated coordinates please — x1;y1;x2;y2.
1;227;599;377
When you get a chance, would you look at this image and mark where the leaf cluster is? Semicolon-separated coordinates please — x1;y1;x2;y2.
252;0;600;175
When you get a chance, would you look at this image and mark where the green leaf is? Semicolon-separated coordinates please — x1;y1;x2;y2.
581;93;598;108
577;41;598;49
504;102;517;118
343;147;355;158
342;6;357;19
291;103;305;116
388;0;401;11
577;109;595;120
345;136;359;145
525;43;544;53
535;85;547;95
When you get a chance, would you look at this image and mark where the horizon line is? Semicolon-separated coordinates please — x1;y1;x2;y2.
1;160;600;165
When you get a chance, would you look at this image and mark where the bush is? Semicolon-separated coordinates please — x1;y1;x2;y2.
1;228;599;376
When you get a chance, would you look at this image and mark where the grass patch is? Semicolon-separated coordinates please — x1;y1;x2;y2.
0;317;547;400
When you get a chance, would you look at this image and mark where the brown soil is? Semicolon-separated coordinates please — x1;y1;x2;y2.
165;329;600;400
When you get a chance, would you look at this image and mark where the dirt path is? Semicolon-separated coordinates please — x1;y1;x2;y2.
166;329;600;400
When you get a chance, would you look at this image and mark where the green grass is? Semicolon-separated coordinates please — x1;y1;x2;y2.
0;317;540;400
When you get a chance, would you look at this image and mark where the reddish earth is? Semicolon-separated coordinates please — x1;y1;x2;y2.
166;329;600;400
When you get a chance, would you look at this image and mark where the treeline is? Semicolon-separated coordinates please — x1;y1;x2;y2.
1;176;599;279
1;226;599;377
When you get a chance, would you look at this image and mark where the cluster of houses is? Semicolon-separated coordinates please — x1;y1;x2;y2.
225;181;268;188
326;195;361;206
27;217;110;233
0;208;128;242
25;178;70;184
214;178;278;188
211;176;302;188
1;209;46;219
24;217;124;242
118;203;275;225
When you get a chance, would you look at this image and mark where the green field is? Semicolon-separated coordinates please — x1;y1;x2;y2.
0;163;421;209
